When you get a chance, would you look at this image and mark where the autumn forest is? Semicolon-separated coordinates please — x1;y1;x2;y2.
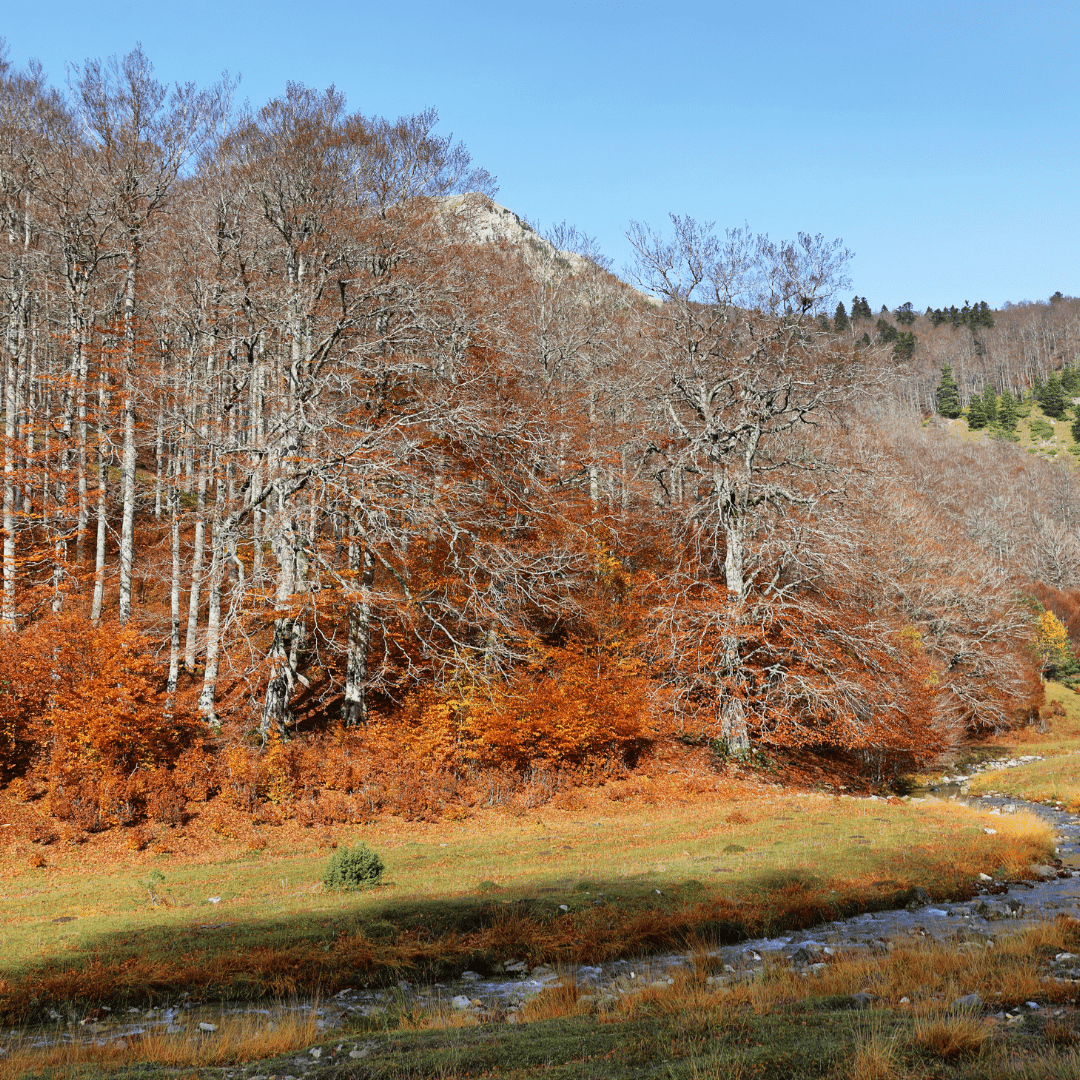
3;45;1080;836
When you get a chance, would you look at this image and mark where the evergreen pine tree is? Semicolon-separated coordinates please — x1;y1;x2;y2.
998;389;1019;430
833;301;849;332
966;393;987;429
876;317;899;344
894;331;916;361
1071;407;1080;446
981;383;997;425
1061;366;1080;395
894;301;916;325
1041;373;1067;418
936;365;962;418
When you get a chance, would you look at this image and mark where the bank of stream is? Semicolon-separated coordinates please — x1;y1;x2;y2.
7;789;1080;1060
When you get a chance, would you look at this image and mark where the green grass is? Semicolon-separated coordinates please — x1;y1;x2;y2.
967;754;1080;808
0;788;1055;1024
965;681;1080;805
946;400;1079;461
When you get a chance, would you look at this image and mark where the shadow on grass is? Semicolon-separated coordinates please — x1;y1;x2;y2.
0;864;966;1025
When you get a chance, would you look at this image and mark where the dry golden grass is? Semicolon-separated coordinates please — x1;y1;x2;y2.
911;1013;991;1059
849;1012;901;1080
967;754;1080;808
520;977;590;1023
1044;1017;1080;1046
510;917;1080;1033
798;920;1073;1010
684;1057;753;1080
6;918;1080;1079
396;1004;482;1031
0;1006;319;1080
1004;1047;1080;1079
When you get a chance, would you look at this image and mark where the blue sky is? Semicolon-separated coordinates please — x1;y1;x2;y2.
4;1;1077;311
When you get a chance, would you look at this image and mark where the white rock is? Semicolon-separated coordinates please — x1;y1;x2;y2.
198;1022;217;1033
451;995;473;1010
950;993;982;1012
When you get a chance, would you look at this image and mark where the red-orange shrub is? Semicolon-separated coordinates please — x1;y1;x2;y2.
466;641;653;769
3;614;195;828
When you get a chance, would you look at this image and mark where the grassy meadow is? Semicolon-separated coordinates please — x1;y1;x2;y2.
0;773;1056;1030
963;681;1080;807
941;397;1080;463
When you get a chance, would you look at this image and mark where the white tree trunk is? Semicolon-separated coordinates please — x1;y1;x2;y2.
90;368;109;623
197;518;224;724
167;489;181;701
118;257;138;626
2;340;17;633
183;449;208;670
341;528;374;726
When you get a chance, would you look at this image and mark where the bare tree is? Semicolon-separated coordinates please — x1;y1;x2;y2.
629;217;855;750
71;45;227;625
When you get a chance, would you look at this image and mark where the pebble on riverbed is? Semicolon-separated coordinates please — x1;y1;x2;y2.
950;993;982;1012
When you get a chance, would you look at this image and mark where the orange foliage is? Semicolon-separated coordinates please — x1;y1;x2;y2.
0;614;195;829
1030;583;1080;645
466;641;653;769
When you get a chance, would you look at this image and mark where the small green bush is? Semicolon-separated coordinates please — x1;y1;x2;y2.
323;843;384;891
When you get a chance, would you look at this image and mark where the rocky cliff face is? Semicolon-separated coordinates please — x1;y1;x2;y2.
434;193;597;277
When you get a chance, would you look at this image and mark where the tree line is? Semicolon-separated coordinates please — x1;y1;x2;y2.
0;44;1053;828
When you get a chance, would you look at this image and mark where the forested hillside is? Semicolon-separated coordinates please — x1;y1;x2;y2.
0;47;1071;833
834;292;1080;416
